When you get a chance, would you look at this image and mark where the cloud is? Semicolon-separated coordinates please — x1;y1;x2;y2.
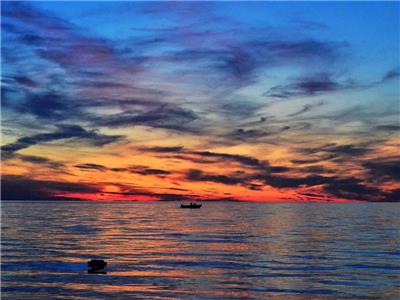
289;143;374;167
75;163;108;171
256;174;328;189
250;39;343;62
17;92;77;120
219;102;262;118
12;76;39;88
227;126;290;141
127;166;171;176
323;177;382;202
299;165;334;174
184;167;331;194
3;2;128;71
111;166;171;176
143;147;291;175
299;143;371;158
2;174;191;201
362;158;400;182
264;73;355;98
75;163;171;176
1;124;123;155
381;66;400;82
162;38;346;91
266;66;399;99
92;182;196;201
13;154;65;170
188;151;269;170
384;189;400;202
375;124;400;131
141;146;184;153
288;101;324;117
291;158;330;165
1;1;350;132
96;105;198;132
1;174;98;200
186;169;244;185
184;166;398;202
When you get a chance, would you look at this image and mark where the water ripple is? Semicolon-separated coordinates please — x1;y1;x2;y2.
2;201;400;299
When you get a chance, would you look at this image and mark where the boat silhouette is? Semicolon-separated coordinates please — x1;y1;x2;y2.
180;202;202;209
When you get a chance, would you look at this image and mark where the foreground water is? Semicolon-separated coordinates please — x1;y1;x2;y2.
2;201;400;299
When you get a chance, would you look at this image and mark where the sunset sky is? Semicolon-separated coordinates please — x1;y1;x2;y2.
1;1;399;202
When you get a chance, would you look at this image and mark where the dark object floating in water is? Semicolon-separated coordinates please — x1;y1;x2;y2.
88;259;107;274
180;202;202;209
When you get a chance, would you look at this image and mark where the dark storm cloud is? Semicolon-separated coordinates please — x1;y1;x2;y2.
264;74;354;98
1;175;98;200
1;125;123;154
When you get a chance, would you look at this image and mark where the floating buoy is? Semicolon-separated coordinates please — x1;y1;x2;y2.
87;259;107;274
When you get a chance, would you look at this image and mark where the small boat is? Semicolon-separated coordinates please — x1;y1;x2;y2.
180;202;202;209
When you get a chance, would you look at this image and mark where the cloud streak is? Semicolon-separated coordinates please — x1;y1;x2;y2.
2;125;123;155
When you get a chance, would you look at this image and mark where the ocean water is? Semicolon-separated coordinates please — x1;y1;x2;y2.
1;201;400;299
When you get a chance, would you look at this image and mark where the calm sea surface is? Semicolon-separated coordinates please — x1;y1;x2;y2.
2;201;400;299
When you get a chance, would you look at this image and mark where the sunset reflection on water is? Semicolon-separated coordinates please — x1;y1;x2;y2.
2;201;400;299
